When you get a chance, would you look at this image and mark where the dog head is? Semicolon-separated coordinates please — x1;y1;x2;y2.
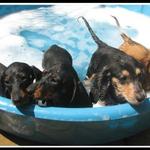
90;62;146;105
42;44;73;70
27;63;81;107
2;62;42;107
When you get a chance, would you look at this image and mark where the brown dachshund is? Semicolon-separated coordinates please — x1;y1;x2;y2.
112;15;150;91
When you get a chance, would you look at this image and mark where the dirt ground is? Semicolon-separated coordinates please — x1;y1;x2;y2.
0;128;150;147
0;130;41;146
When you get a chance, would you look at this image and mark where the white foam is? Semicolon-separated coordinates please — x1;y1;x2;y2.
0;5;149;74
52;5;150;48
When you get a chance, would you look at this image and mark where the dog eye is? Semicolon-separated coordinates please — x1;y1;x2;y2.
20;76;27;81
120;76;128;81
51;78;58;84
4;80;10;86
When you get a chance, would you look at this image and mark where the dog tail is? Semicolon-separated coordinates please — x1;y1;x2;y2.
78;16;107;47
111;15;130;42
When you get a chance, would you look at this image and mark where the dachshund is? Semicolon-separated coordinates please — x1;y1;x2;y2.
79;16;147;106
27;44;92;107
112;16;150;91
1;62;42;107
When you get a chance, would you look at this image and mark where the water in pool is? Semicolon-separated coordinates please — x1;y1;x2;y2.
0;5;149;85
0;5;150;145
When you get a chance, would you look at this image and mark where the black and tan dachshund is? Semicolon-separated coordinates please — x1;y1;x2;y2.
27;44;92;107
79;17;147;106
1;62;42;107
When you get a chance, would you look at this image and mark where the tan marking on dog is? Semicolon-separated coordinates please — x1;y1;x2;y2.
112;77;139;104
34;86;42;99
121;70;129;77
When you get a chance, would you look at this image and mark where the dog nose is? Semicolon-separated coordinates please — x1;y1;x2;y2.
137;97;144;102
11;96;20;102
136;90;146;102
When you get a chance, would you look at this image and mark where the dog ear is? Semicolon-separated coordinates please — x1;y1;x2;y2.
90;66;111;103
26;81;39;95
68;78;77;105
86;56;101;78
31;66;42;81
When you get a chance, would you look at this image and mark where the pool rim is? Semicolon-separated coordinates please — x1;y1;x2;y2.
0;96;150;122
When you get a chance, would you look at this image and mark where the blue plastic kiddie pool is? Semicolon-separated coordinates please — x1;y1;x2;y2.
0;4;150;145
0;96;150;145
